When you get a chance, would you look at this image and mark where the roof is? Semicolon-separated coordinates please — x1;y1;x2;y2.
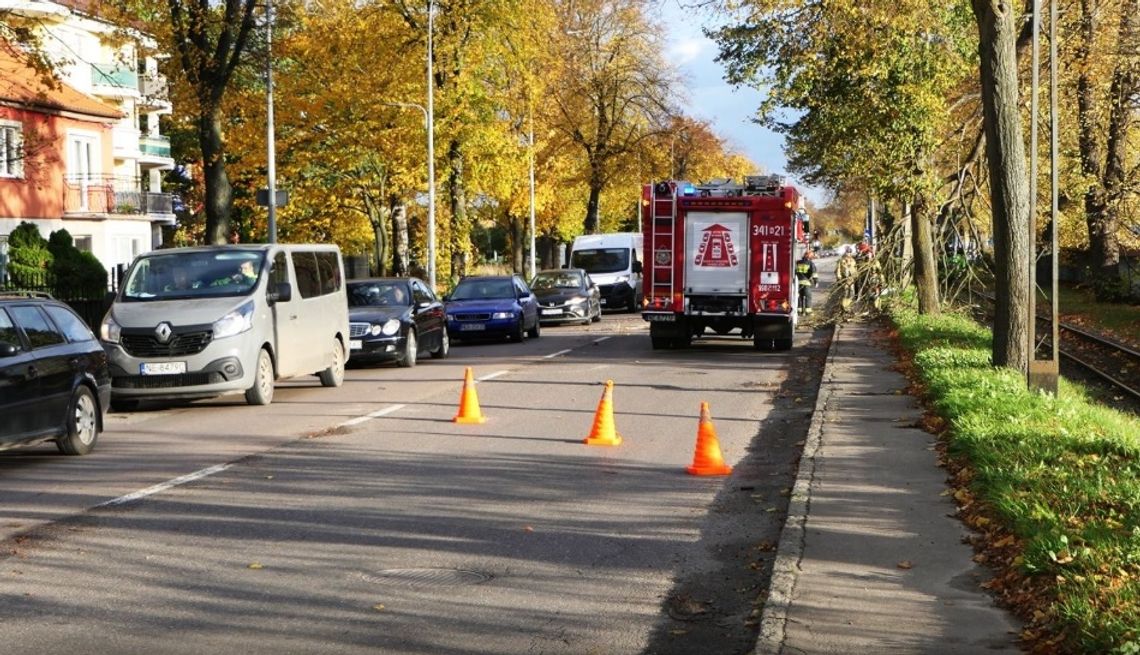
0;45;123;119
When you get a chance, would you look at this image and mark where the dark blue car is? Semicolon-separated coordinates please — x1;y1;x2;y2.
445;275;541;342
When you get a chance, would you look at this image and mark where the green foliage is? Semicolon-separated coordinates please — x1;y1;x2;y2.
6;221;52;286
47;229;108;299
890;304;1140;651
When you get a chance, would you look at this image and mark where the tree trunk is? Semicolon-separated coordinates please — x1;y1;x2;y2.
585;174;602;234
508;213;525;274
200;105;233;245
391;201;408;277
1094;1;1137;297
971;0;1030;372
446;139;469;282
911;193;940;315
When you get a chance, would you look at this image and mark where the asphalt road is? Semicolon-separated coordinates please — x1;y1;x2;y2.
0;299;832;655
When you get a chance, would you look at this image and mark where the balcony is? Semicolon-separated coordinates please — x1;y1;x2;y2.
139;135;174;168
63;174;176;224
90;63;139;98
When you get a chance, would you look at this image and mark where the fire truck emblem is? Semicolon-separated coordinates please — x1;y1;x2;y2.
655;248;671;266
694;224;739;267
760;242;779;285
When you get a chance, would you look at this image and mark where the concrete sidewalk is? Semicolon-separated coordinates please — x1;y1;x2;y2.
756;320;1022;654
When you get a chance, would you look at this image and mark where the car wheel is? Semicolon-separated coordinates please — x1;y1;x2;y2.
319;338;346;386
527;317;541;339
431;329;450;359
398;330;418;367
511;318;526;342
591;304;602;323
245;348;275;405
57;385;99;456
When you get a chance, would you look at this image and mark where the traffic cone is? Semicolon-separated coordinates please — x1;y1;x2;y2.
686;402;732;476
584;380;622;446
452;367;486;424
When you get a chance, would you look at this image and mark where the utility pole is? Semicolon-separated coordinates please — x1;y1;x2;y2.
265;0;277;243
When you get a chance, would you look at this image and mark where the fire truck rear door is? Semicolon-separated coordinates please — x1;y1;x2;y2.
684;212;748;294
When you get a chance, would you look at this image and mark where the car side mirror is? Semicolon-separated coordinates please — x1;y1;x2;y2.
416;301;432;311
268;282;292;304
632;261;643;274
0;342;19;357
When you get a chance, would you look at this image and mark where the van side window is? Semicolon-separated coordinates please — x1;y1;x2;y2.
292;252;321;299
269;252;288;290
315;252;341;295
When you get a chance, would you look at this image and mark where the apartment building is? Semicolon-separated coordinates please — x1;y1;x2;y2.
0;0;176;284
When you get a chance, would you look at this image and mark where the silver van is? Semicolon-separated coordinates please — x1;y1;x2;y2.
99;244;350;409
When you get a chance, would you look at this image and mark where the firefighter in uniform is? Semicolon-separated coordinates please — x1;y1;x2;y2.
836;247;859;310
794;249;819;314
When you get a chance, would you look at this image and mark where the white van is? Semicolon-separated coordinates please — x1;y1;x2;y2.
569;232;644;312
99;244;349;409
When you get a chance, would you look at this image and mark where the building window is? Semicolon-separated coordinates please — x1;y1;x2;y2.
0;121;23;178
73;236;93;252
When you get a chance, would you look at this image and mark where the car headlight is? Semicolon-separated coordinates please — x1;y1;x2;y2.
445;313;455;321
213;301;255;339
369;323;384;336
100;314;121;344
492;311;514;319
381;318;401;336
567;296;587;306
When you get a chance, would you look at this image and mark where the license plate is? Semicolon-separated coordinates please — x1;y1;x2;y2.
140;361;186;375
541;309;561;316
645;314;676;323
350;339;363;350
460;323;486;331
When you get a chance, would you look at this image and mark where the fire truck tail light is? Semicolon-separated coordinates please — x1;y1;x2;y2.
781;300;791;312
673;293;683;309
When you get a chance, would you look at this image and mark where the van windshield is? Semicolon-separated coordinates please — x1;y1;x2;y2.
121;251;264;301
571;248;630;274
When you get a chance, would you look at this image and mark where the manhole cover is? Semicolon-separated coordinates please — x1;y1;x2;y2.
361;568;492;588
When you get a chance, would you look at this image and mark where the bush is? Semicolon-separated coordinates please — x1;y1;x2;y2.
47;228;107;299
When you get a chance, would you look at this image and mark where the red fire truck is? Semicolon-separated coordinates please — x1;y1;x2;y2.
640;176;809;350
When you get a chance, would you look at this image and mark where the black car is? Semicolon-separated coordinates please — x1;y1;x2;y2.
346;277;448;367
0;294;110;455
530;268;602;325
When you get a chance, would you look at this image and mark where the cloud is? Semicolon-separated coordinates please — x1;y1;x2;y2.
668;37;706;66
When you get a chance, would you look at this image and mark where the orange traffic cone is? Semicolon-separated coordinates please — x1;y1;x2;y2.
686;402;732;476
452;367;486;424
584;380;622;446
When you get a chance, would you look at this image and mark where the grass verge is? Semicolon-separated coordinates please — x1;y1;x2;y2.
888;304;1140;653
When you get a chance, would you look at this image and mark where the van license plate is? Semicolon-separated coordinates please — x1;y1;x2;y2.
349;339;363;350
140;362;186;375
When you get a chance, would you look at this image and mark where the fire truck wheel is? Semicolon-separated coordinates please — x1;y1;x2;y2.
651;336;670;350
775;338;793;350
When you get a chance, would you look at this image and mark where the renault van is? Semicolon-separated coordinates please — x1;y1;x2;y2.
100;244;349;408
569;232;643;312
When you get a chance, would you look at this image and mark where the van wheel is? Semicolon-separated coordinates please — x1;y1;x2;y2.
320;339;346;385
398;330;418;368
431;329;449;359
57;386;99;455
245;348;275;405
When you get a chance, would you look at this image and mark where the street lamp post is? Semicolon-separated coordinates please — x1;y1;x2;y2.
528;112;536;279
383;101;435;288
265;0;277;243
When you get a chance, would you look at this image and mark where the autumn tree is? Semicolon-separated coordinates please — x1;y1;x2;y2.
710;1;980;316
970;0;1030;371
544;0;676;234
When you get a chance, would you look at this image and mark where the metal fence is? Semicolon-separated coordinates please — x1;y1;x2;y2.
0;272;114;330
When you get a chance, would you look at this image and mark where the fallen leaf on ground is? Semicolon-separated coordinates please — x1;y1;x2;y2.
897;560;914;569
248;562;263;570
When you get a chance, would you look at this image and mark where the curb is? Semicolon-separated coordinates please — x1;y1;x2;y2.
754;321;841;654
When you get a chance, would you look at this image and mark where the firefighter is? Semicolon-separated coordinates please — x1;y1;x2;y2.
794;249;819;314
836;246;858;310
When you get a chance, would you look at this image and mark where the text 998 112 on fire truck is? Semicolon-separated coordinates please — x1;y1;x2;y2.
640;176;810;351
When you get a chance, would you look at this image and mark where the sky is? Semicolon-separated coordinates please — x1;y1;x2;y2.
660;1;829;207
